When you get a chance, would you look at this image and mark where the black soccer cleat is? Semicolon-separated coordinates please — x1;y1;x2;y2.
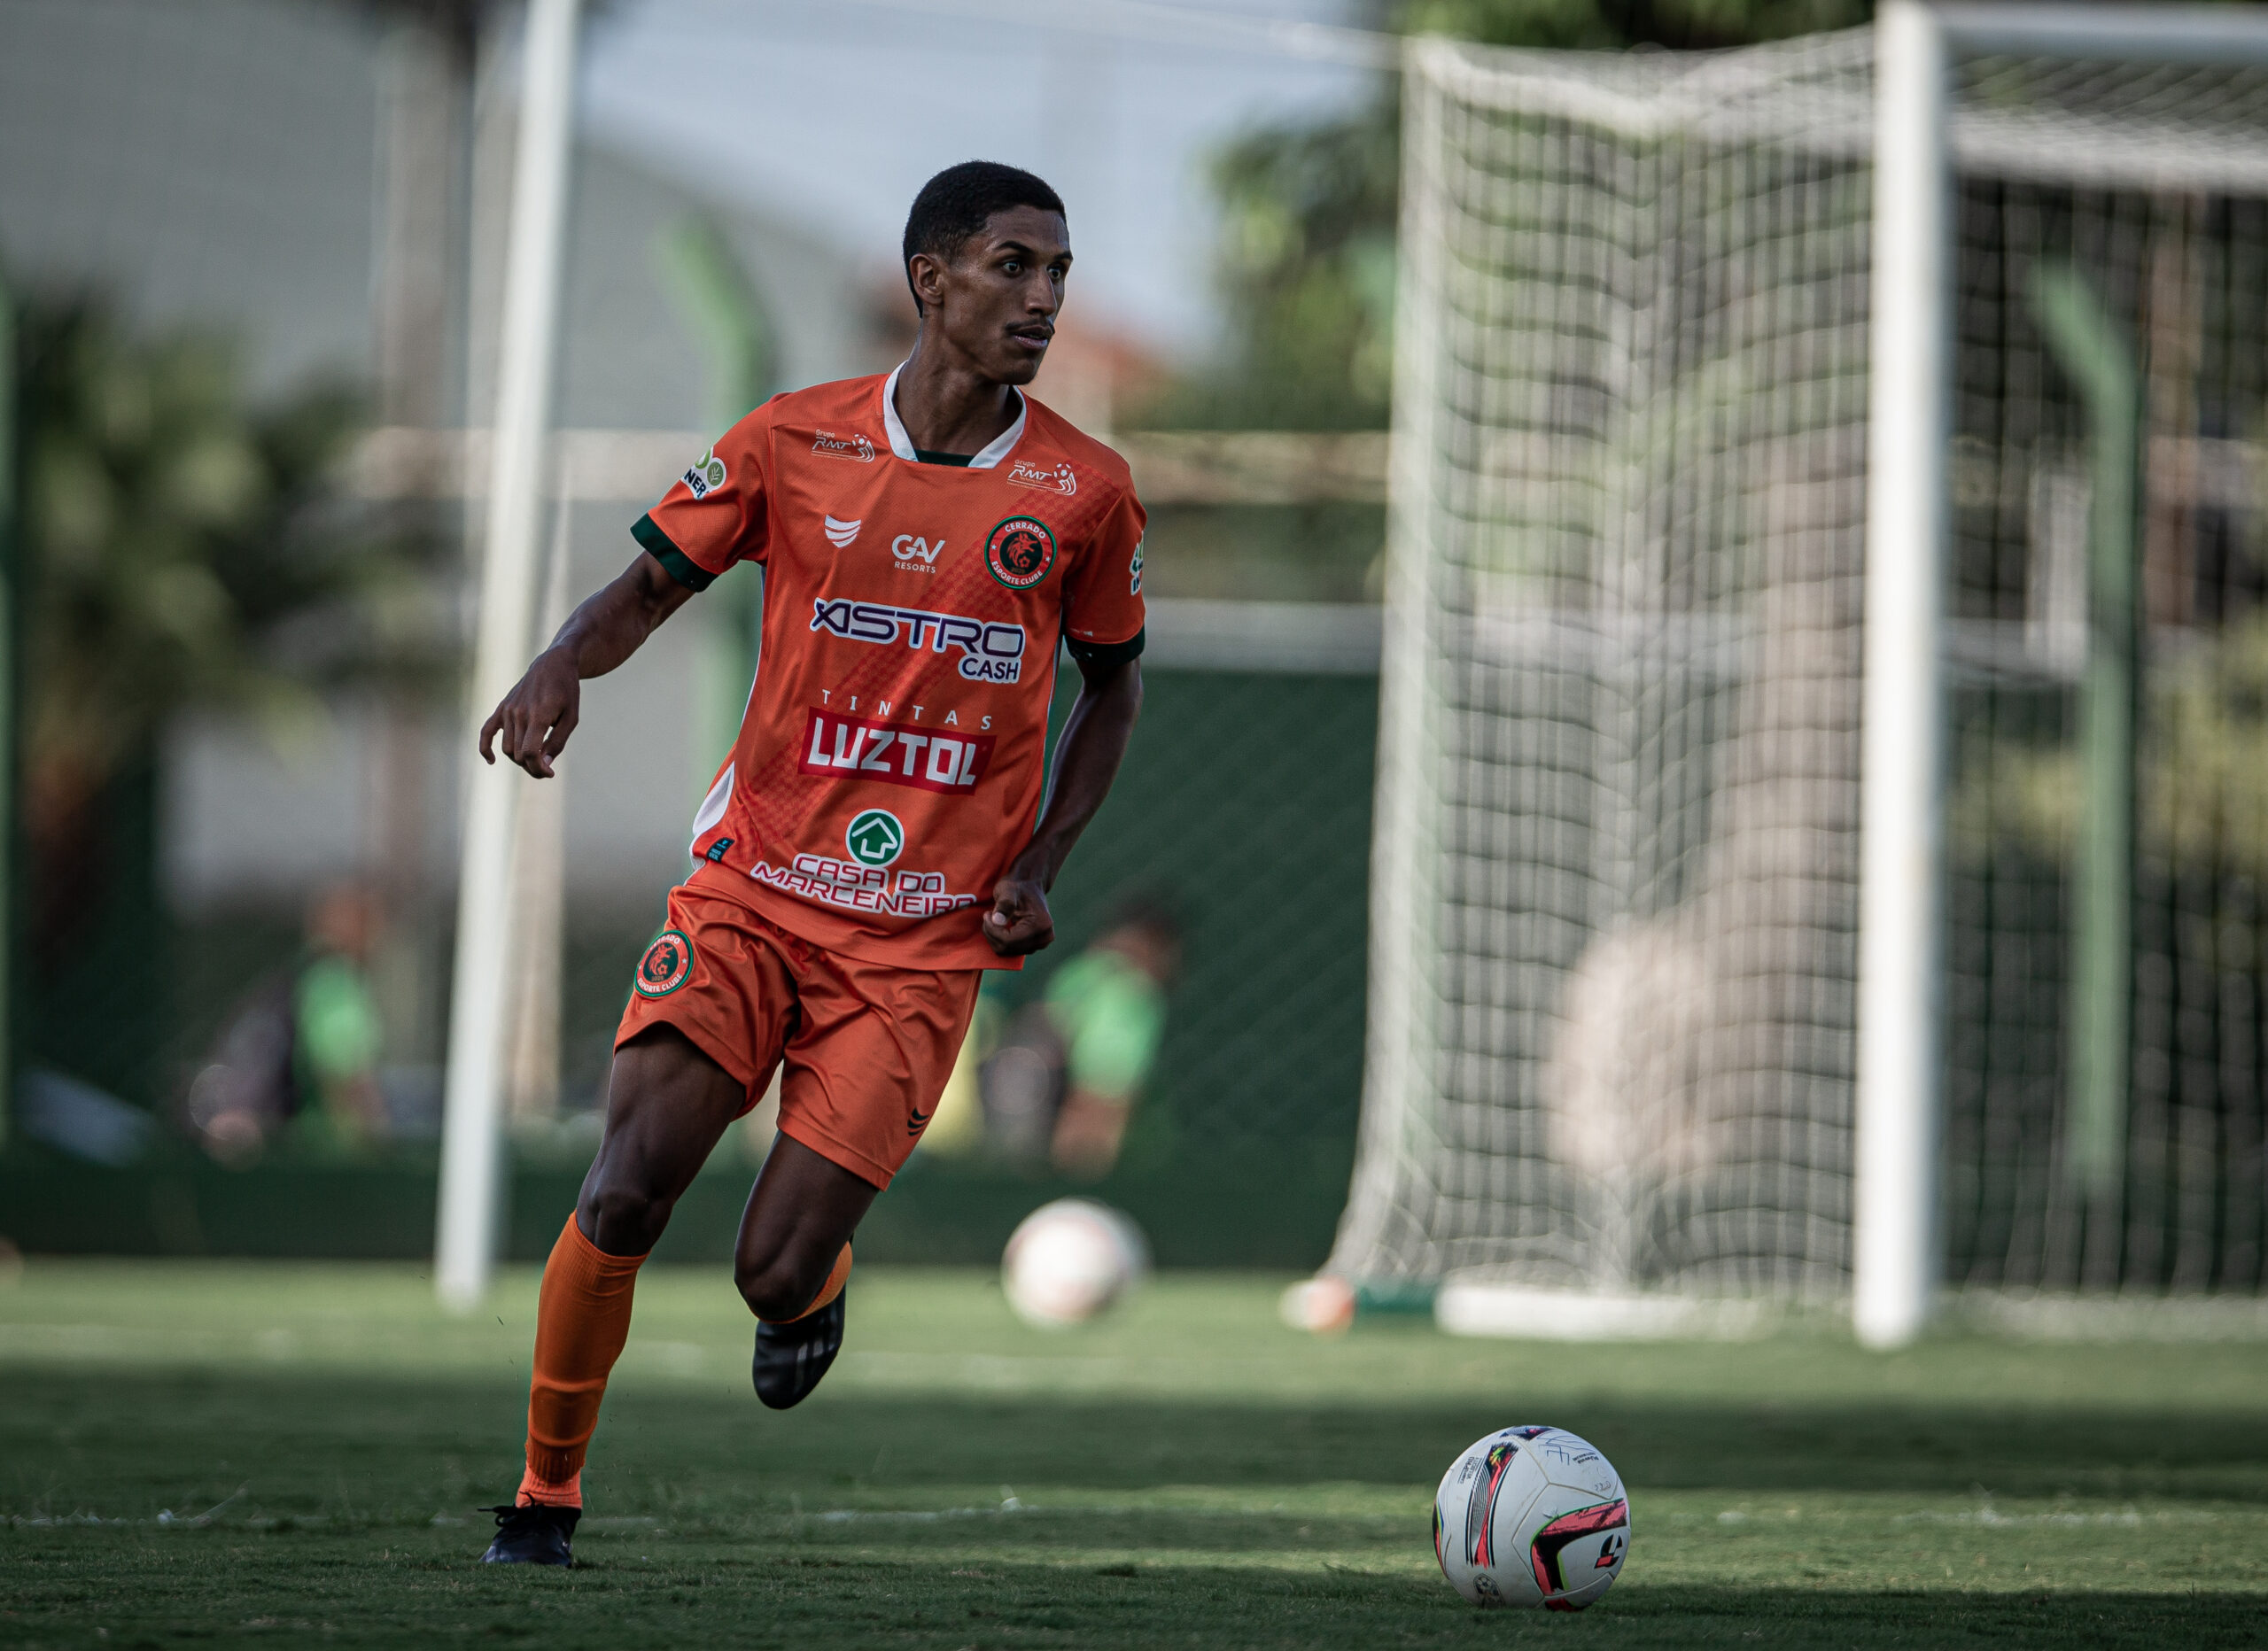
478;1502;579;1567
752;1287;846;1410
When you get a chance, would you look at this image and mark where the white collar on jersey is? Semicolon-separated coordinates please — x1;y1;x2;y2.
880;360;1027;470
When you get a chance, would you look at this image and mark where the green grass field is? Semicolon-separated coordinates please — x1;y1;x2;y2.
3;1262;2264;1647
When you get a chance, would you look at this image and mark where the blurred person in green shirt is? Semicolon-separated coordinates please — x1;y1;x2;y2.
290;884;388;1151
975;898;1181;1179
187;883;389;1159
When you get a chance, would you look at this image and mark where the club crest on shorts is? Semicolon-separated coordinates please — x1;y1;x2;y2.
633;929;694;997
983;515;1057;591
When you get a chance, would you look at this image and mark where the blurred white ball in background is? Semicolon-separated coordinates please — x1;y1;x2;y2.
1001;1198;1149;1327
1278;1275;1357;1336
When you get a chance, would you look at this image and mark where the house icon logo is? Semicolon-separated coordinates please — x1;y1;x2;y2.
844;809;905;868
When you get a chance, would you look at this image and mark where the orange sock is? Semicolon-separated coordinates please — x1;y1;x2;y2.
517;1213;647;1508
762;1242;851;1323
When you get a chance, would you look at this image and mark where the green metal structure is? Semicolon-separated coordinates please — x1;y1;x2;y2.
2028;263;2140;1203
655;215;777;802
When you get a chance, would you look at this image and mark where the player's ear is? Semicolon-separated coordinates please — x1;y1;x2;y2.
908;251;948;314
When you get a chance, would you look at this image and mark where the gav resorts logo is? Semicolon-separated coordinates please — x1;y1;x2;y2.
812;428;877;462
844;808;905;868
633;929;695;997
824;515;862;548
682;447;727;500
984;515;1057;591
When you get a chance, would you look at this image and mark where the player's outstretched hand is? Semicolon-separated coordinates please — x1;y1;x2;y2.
479;647;580;779
984;875;1054;957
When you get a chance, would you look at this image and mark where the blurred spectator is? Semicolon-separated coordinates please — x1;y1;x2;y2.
979;899;1182;1180
186;884;389;1159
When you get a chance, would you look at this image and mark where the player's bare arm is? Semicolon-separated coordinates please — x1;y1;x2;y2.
478;555;689;779
985;653;1142;957
478;551;694;778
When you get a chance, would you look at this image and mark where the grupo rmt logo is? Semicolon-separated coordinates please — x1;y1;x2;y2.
983;515;1057;591
808;596;1027;683
1006;458;1076;496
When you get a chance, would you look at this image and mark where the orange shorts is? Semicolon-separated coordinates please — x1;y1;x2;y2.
614;884;981;1190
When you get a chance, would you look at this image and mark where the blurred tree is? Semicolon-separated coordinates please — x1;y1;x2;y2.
1140;0;1871;432
1961;616;2268;887
1398;0;1868;51
1161;113;1402;431
14;291;444;967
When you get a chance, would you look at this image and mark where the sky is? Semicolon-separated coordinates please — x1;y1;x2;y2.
577;0;1388;360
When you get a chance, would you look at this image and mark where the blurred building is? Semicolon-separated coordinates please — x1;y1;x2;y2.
0;0;874;922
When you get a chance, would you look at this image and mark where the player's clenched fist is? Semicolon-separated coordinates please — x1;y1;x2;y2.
985;875;1056;957
479;646;581;779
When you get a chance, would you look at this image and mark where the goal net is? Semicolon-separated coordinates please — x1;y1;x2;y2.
1334;19;2268;1310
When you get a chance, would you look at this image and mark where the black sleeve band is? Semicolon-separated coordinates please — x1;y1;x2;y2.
633;512;715;593
1065;626;1146;671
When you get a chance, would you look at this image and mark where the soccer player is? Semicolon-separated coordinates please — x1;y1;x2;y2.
475;161;1145;1566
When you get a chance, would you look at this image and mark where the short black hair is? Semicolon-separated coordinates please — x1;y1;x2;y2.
902;160;1065;314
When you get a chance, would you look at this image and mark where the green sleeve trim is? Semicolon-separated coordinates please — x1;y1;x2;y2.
1066;625;1144;671
633;512;714;592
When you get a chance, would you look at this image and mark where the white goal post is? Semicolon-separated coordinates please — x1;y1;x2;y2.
435;0;584;1312
1335;5;2268;1344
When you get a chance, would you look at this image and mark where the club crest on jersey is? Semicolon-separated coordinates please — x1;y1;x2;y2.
812;428;877;463
682;447;727;500
1006;458;1077;496
633;929;694;997
984;515;1057;591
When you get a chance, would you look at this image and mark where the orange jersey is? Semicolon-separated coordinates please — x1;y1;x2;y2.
632;367;1146;973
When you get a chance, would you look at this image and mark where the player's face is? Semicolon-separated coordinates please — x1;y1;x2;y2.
924;205;1071;386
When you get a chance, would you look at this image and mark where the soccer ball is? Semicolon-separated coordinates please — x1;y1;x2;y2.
1433;1426;1628;1610
1001;1198;1148;1326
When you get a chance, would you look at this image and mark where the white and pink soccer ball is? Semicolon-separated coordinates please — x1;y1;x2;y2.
1000;1198;1148;1327
1433;1426;1629;1610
